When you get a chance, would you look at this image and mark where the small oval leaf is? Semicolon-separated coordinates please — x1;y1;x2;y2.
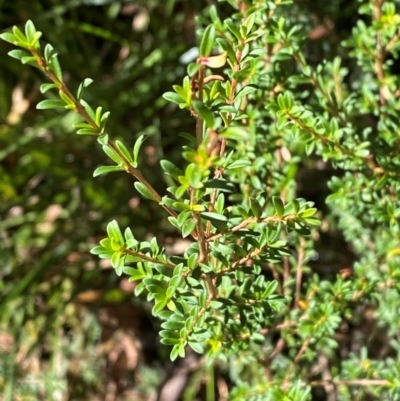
134;182;156;201
272;196;284;217
199;24;215;57
93;165;123;177
201;212;228;222
36;99;66;110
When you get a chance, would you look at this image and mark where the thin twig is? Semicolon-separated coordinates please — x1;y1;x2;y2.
310;379;392;387
282;256;290;296
123;249;175;269
317;354;337;401
282;337;311;385
294;237;306;307
385;29;400;52
195;66;205;146
373;0;389;106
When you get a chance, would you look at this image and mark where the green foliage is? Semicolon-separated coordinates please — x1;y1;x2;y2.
3;0;400;400
0;1;193;399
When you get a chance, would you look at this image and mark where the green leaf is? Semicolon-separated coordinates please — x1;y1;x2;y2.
201;212;228;223
305;141;315;156
188;340;204;354
124;227;135;242
277;93;286;110
185;163;203;189
303;217;321;226
97;134;109;146
191;204;205;212
163;91;184;105
177;211;191;227
251;332;265;344
134;182;156;201
179;132;196;145
0;32;18;45
40;83;59;94
215;193;225;214
234;85;258;100
76;128;98;135
161;160;184;180
216;38;236;63
244;13;256;33
90;246;108;255
21;56;39;66
100;111;110;131
262;280;278;298
187;62;201;77
102;145;122;164
172;84;187;101
147;284;167;296
44;43;58;63
167;279;182;298
300;208;317;218
240;26;248;40
80;99;96;120
161;337;180;346
245;28;264;43
8;49;29;61
77;78;93;100
12;26;27;43
292;199;300;214
161;320;183;331
24;20;36;43
182;218;197;238
134;282;145;296
133;135;147;164
204;179;236;193
375;174;388;190
160;196;177;209
168;216;181;230
249;197;262;218
272;196;284;217
107;220;124;245
160;330;180;339
170;344;180;361
210;4;222;26
73;122;91;130
36;99;66;110
199;24;215;57
227;159;252;169
116;140;133;162
48;53;62;80
220;126;249;141
174;184;189;199
126;267;146;281
225;20;242;40
111;252;124;275
31;31;42;48
192;100;215;129
58;90;75;108
178;343;185;358
153;299;167;315
170;272;183;288
93;165;123;177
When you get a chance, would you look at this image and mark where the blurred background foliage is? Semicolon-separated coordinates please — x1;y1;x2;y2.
0;0;373;400
1;1;199;399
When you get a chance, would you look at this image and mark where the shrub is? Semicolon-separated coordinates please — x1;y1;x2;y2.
2;0;400;400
